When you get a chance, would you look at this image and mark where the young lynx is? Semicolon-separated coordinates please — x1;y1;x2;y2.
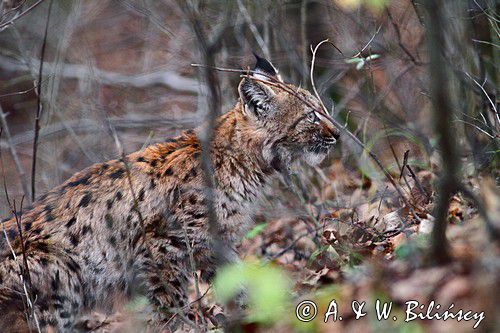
0;55;339;331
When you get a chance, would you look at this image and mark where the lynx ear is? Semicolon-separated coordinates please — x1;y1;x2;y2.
238;77;276;118
238;54;281;118
252;53;283;82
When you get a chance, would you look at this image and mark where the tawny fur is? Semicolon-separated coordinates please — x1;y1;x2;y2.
0;58;339;331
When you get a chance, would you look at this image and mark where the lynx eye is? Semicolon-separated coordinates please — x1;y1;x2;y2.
307;111;320;124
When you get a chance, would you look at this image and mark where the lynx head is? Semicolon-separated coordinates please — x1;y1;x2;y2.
238;54;340;172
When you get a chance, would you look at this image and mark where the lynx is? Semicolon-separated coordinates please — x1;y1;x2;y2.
0;55;339;331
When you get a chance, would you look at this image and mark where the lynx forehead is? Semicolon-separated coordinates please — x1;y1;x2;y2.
0;55;339;331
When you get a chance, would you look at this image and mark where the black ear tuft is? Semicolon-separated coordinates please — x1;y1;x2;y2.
253;52;279;77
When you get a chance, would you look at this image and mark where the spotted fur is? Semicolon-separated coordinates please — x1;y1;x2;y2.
0;56;339;331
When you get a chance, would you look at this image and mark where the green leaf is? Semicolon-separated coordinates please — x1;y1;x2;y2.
214;261;291;324
365;54;380;61
356;60;365;70
245;223;268;239
345;57;363;64
366;0;389;10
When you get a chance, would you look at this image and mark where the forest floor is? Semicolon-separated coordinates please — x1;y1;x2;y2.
77;161;499;333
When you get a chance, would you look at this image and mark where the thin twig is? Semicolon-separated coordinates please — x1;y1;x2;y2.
406;165;431;201
351;25;382;58
386;8;422;65
310;40;334;113
0;0;45;31
464;72;499;126
0;185;41;332
236;0;271;59
181;223;207;331
30;0;53;203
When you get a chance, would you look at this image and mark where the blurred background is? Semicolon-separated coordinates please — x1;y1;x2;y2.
0;0;498;332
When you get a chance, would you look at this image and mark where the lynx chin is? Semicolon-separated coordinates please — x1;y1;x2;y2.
0;55;340;331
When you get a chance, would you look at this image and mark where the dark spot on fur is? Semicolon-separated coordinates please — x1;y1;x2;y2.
150;160;158;167
45;213;55;222
150;179;156;189
137;157;146;163
152;285;166;294
116;191;123;200
73;284;81;293
66;174;91;187
32;227;43;235
138;189;145;202
164;168;173;176
69;234;79;246
165;138;177;143
256;172;265;184
169;236;186;249
92;267;103;274
79;192;92;207
108;236;117;247
51;271;60;291
113;256;121;266
171;188;182;205
183;168;197;181
40;257;49;266
106;199;113;210
67;258;81;273
65;217;77;228
159;245;168;254
24;222;32;231
109;169;125;179
193;152;200;159
59;311;71;319
71;300;80;310
270;156;282;172
188;195;197;205
127;258;134;268
192;212;206;219
82;225;92;235
105;214;114;229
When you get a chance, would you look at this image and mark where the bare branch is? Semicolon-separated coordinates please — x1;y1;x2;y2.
0;55;199;93
0;0;45;31
31;0;53;202
236;0;271;59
